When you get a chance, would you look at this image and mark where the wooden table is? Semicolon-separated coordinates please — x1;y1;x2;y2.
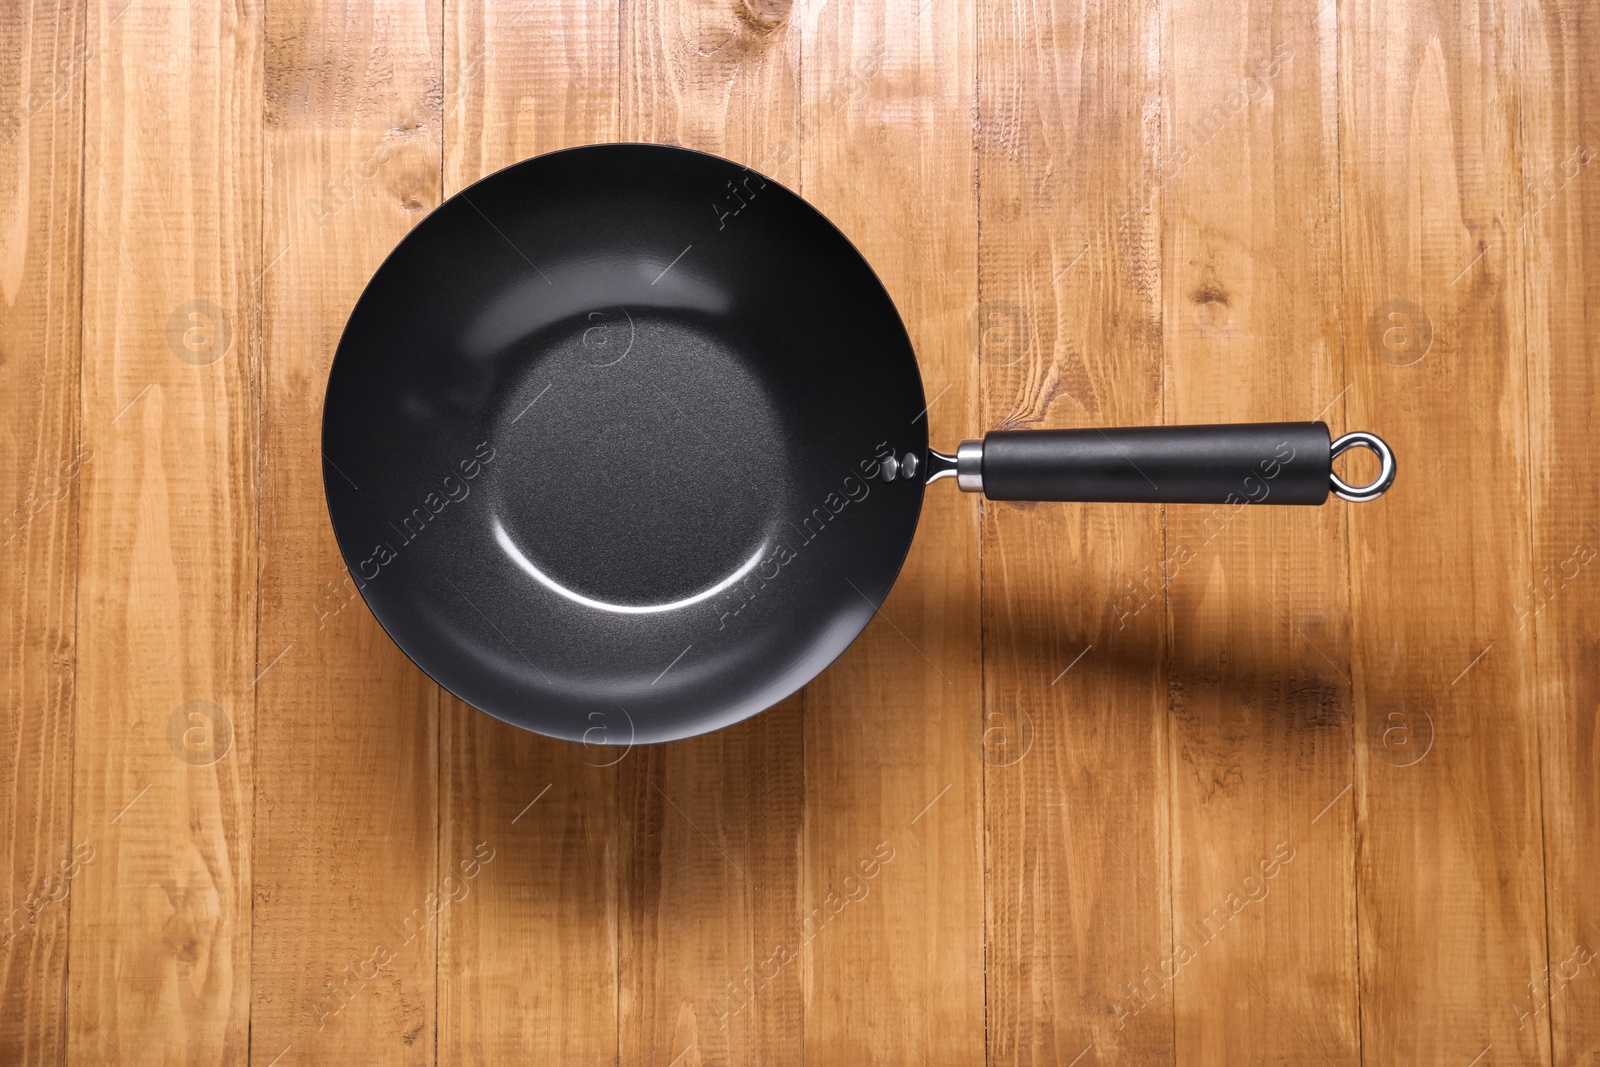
3;0;1595;1063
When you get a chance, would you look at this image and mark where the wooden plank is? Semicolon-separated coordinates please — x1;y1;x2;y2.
3;0;1595;1059
0;1;84;1060
975;0;1174;1061
252;3;441;1063
617;3;806;1064
67;0;260;1062
1162;2;1359;1062
801;3;984;1065
1520;0;1600;1058
1339;0;1550;1060
437;3;620;1064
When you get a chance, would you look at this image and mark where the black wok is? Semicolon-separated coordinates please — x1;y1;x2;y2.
322;144;1393;743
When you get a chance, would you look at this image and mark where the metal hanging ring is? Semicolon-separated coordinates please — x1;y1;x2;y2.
1330;431;1396;503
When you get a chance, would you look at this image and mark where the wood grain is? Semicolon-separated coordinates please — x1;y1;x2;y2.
68;0;260;1061
1340;0;1550;1060
253;3;441;1063
617;3;807;1065
0;1;82;1061
1162;1;1359;1062
438;3;621;1065
1520;0;1600;1059
1;0;1596;1063
976;0;1175;1061
802;1;985;1064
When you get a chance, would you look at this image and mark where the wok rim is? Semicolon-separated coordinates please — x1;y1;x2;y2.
321;141;931;743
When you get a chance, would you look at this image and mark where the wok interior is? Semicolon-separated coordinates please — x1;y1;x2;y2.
323;145;929;741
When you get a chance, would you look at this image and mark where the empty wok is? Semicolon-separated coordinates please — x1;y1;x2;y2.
322;143;1394;744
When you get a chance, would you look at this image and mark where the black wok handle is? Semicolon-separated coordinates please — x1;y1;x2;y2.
925;422;1395;505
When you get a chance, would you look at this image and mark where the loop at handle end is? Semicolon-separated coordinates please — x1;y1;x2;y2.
1330;431;1396;502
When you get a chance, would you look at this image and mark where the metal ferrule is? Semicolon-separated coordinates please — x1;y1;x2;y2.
956;439;984;493
926;440;986;492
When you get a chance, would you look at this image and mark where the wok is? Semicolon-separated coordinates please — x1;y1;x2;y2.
322;144;1393;743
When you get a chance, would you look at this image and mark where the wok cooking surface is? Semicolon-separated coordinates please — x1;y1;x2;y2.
323;144;929;742
489;310;788;612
